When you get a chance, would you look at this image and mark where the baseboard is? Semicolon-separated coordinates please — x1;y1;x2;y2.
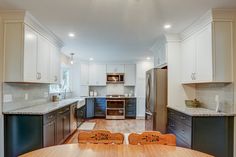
136;116;145;120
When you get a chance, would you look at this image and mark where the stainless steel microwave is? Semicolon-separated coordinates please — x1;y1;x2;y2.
106;73;124;84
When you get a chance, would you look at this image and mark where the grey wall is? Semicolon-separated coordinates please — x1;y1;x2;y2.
3;83;49;112
196;83;234;113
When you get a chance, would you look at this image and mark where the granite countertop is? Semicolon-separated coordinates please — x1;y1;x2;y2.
167;106;235;117
83;96;137;98
3;98;86;115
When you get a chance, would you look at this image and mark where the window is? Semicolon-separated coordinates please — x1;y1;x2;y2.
49;64;71;93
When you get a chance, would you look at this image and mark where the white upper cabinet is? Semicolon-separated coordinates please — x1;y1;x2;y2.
23;25;38;82
106;64;124;73
3;12;62;83
181;21;233;84
181;36;195;83
49;44;60;84
37;35;50;83
80;63;89;85
124;64;136;86
89;64;106;86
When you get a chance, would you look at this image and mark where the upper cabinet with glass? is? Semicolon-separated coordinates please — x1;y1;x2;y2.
181;10;233;84
2;11;62;83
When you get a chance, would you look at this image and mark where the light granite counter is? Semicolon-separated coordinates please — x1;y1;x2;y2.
3;98;85;115
167;106;235;117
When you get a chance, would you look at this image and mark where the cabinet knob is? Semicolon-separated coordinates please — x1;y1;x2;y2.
54;76;58;82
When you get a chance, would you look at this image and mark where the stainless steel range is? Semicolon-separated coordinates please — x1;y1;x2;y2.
106;95;125;119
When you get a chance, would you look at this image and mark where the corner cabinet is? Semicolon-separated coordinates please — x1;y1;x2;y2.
4;21;61;83
181;21;233;84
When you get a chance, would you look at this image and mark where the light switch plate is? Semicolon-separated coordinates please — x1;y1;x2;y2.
3;94;13;103
25;93;28;100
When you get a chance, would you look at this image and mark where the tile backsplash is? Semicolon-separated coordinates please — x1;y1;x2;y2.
3;83;50;112
196;83;234;113
89;84;135;96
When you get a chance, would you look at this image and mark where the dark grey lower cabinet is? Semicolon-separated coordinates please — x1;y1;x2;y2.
125;98;136;118
56;107;70;144
43;119;56;147
4;104;76;157
4;115;43;157
167;108;234;157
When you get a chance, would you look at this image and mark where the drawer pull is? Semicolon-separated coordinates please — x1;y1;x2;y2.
180;116;186;120
181;130;185;134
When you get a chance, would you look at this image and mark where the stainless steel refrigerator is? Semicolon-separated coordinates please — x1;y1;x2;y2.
145;68;167;133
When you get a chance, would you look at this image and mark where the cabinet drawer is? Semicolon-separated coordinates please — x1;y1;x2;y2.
167;127;191;148
168;109;192;126
167;118;192;146
43;111;56;124
57;107;70;115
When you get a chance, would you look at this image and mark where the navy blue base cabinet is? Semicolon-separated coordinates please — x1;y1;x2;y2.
86;98;95;118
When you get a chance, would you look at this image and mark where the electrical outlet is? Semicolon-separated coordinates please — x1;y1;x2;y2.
44;92;49;98
3;94;13;103
25;93;28;100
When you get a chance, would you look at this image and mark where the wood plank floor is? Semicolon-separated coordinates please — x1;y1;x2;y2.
65;119;146;144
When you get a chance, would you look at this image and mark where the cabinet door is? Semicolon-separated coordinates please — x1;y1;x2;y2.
86;98;94;118
56;114;64;144
181;36;195;83
195;24;213;82
124;64;136;86
80;63;89;85
50;44;60;84
37;35;50;83
24;25;37;82
106;64;124;73
63;111;70;139
89;64;106;86
43;120;56;147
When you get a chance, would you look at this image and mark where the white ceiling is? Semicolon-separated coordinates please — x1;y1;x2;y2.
0;0;235;61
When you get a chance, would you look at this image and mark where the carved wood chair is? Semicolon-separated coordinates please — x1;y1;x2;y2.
128;131;176;146
78;130;124;144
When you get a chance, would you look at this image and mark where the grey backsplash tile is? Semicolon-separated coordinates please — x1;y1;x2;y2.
196;83;234;113
3;83;50;112
89;85;135;96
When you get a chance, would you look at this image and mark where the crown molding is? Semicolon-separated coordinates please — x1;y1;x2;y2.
180;10;213;41
0;10;64;48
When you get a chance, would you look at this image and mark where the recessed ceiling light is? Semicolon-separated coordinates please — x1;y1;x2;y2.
68;33;75;37
146;57;151;60
89;58;94;61
164;24;172;29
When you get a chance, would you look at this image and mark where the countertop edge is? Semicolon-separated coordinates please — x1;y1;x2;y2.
167;106;235;117
3;99;85;115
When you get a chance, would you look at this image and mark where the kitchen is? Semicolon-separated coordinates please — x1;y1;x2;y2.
0;1;236;157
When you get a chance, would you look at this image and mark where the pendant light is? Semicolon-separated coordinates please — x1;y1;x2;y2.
70;53;75;65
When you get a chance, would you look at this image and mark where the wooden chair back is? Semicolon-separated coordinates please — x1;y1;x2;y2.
78;130;124;144
128;131;176;146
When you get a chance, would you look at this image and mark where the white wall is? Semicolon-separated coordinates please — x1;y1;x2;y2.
135;60;154;118
0;15;4;157
166;35;196;108
71;61;81;97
